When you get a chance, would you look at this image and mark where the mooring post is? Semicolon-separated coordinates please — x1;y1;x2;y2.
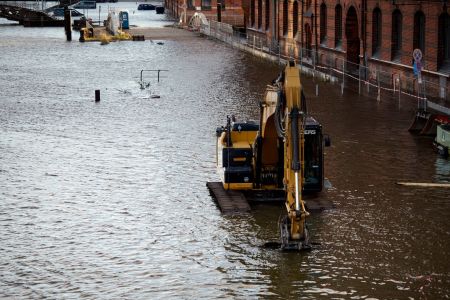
64;6;72;41
342;59;345;89
313;54;316;80
95;89;100;102
377;70;381;102
79;29;85;42
329;54;332;80
398;77;401;107
316;84;319;96
393;76;396;95
313;51;316;78
217;2;221;22
300;48;303;71
358;67;361;95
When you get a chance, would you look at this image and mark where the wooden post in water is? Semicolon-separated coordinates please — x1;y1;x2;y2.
79;29;85;42
377;70;381;102
64;6;72;41
217;2;221;22
300;47;303;71
95;90;100;102
358;67;361;95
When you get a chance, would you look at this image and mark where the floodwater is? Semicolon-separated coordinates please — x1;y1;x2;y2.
1;5;449;299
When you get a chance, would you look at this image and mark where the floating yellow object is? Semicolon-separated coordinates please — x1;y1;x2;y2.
82;29;132;43
99;33;110;45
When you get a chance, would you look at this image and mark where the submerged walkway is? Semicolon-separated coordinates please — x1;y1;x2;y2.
85;26;199;42
128;26;199;41
194;21;450;117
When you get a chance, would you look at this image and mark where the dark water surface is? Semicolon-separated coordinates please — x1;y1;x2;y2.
1;11;449;299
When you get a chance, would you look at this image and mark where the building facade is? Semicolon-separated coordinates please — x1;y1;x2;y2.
246;0;450;99
165;0;245;27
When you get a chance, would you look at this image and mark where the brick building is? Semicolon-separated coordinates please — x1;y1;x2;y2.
165;0;245;27
246;0;450;99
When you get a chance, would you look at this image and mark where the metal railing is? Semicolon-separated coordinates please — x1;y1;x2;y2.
0;1;43;11
198;21;450;113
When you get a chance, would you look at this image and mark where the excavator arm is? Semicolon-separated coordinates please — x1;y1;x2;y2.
277;63;310;250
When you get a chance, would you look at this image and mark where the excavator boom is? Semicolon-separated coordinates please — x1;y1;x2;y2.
279;64;310;250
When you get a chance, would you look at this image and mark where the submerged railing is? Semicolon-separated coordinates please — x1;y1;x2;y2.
139;69;168;89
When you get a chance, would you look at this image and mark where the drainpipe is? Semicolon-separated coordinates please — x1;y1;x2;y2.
272;0;277;46
314;0;318;60
362;0;367;78
300;0;304;49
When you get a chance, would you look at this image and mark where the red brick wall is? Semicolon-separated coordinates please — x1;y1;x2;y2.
165;0;245;26
247;0;449;98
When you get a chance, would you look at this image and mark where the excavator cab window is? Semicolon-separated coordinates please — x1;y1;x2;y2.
303;125;323;192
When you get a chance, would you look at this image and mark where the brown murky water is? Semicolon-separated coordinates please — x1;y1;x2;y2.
1;7;449;299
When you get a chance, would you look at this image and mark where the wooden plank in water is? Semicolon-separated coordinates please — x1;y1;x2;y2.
206;182;251;214
397;182;450;188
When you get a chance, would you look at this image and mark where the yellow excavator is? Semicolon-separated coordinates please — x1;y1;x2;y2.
216;62;329;250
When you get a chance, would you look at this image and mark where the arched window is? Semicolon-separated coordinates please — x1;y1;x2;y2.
283;0;288;36
391;9;402;60
305;23;312;56
293;1;299;37
320;3;327;43
265;0;270;30
414;11;425;55
250;0;255;27
335;4;342;47
305;0;311;9
258;0;262;28
372;7;381;56
438;12;450;69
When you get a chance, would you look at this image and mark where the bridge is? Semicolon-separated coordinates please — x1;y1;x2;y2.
0;0;77;26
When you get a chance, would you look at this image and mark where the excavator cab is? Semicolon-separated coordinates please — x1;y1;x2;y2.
216;116;259;190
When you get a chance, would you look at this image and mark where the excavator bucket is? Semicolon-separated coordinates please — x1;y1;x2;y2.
279;215;311;251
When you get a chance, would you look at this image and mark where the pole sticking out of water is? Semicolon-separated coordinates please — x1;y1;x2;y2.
64;6;72;42
377;70;381;102
95;90;100;102
358;67;361;95
316;84;319;96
